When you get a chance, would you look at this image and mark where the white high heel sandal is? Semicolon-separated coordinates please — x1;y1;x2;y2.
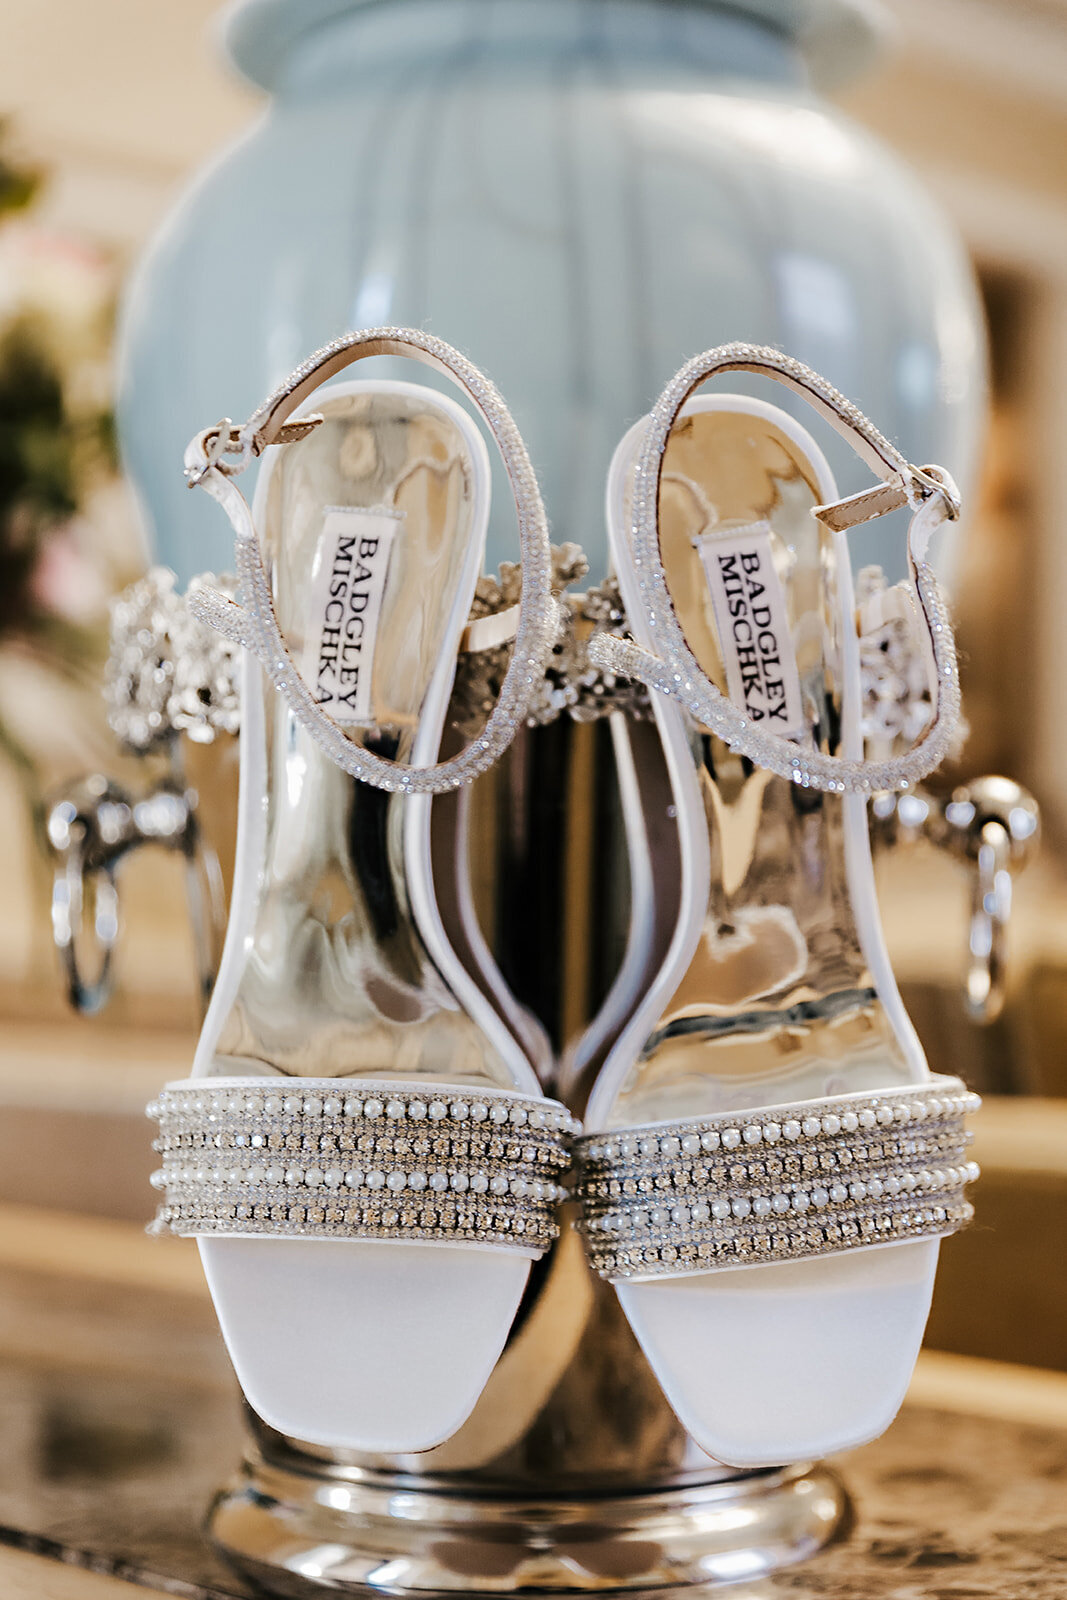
148;329;579;1453
575;345;980;1469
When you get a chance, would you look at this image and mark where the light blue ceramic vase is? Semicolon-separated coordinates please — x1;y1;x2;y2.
118;0;985;587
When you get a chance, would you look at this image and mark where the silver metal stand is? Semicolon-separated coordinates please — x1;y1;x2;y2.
47;745;227;1018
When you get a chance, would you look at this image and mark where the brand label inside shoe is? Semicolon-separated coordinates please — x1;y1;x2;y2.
693;521;805;735
300;505;402;725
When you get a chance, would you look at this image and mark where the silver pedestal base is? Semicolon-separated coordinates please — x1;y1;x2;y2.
207;1444;847;1596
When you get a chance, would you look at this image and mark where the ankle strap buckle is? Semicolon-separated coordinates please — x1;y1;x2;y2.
907;462;961;521
815;461;961;535
185;418;253;488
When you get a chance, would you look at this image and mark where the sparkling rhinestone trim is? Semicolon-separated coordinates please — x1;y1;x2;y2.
187;328;556;796
106;568;241;751
575;1076;979;1281
587;343;962;796
149;1078;579;1255
857;567;935;751
111;558;947;751
451;546;653;734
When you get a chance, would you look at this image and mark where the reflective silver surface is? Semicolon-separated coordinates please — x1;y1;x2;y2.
872;775;1040;1024
209;1450;845;1596
47;759;225;1017
212;390;517;1089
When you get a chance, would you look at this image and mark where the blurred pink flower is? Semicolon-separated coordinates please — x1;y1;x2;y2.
29;519;108;624
0;222;111;331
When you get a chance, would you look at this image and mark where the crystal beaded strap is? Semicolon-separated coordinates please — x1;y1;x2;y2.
149;1078;579;1256
182;328;556;796
575;1076;979;1282
588;343;962;796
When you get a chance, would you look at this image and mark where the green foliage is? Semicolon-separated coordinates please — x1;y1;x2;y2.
0;121;41;219
0;127;116;649
0;321;78;635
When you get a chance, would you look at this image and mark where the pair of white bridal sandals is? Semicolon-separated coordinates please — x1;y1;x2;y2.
149;330;980;1470
149;330;576;1452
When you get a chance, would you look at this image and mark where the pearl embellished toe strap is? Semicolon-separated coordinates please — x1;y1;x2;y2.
149;1078;579;1257
183;328;556;796
588;343;962;795
574;1076;979;1282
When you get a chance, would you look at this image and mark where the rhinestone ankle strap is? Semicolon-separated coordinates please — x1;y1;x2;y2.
588;343;962;796
575;1076;979;1281
149;1078;580;1256
183;328;556;796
